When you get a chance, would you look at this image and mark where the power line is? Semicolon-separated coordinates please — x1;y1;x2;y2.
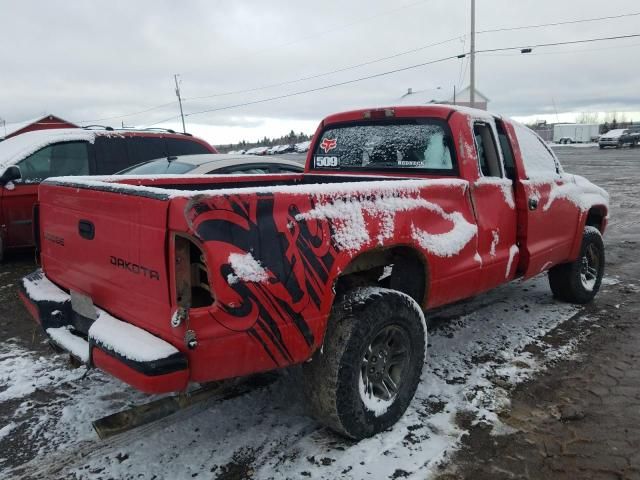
184;0;431;71
77;100;176;124
183;36;464;101
476;33;640;54
78;34;463;125
147;53;465;125
170;14;640;108
481;40;640;57
85;12;640;125
478;11;640;34
147;32;640;125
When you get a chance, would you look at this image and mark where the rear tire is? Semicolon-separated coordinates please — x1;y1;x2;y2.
302;288;426;439
548;226;605;304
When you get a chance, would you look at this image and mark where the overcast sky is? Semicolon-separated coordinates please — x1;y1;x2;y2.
1;0;639;144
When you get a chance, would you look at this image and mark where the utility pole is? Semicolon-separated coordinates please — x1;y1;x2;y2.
174;74;186;133
469;0;476;108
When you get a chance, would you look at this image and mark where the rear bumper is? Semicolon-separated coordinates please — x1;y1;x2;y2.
19;269;189;394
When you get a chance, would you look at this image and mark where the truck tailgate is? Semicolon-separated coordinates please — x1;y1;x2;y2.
38;183;173;337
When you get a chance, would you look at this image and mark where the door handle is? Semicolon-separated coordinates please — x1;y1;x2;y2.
528;198;539;211
78;220;95;240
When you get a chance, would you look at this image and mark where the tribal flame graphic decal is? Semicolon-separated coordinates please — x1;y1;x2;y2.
185;182;477;368
186;193;338;366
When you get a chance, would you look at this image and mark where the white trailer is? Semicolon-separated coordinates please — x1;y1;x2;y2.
553;124;600;143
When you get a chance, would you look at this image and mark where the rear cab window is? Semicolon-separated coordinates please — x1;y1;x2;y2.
310;119;457;175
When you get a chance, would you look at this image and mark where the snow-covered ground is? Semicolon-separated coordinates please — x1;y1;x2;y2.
0;274;597;480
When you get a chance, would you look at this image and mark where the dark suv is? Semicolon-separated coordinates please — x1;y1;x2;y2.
599;126;640;149
0;127;216;258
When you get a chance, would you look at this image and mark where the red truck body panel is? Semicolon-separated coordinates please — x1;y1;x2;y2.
21;105;609;393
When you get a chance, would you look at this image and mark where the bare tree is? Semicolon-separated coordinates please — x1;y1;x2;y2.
576;112;600;124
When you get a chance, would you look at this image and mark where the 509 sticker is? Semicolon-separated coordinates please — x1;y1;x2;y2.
314;156;339;168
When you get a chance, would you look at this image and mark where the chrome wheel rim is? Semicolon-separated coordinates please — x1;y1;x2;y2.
360;325;410;402
580;243;600;291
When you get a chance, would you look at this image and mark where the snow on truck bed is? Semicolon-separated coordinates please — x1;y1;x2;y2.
44;174;469;200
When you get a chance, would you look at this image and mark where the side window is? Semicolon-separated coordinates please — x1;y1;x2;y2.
126;137;167;166
94;136;129;174
495;120;516;180
16;142;89;181
513;123;559;177
166;138;211;156
50;142;89;176
16;145;55;181
473;123;502;177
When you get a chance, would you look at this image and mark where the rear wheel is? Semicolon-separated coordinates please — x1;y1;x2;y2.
548;226;605;304
302;288;426;439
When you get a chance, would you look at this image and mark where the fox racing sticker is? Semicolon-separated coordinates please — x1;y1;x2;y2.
319;137;337;153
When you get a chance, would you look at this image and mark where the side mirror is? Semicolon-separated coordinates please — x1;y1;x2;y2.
0;166;21;185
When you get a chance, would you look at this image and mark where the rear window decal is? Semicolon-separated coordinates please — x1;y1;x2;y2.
320;138;337;154
314;156;340;168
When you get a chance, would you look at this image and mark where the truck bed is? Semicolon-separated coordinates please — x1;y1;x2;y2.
43;172;453;199
35;171;476;385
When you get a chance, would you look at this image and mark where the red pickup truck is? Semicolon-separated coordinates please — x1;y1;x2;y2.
20;105;609;439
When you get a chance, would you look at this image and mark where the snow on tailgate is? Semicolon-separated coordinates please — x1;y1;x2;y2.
88;310;179;363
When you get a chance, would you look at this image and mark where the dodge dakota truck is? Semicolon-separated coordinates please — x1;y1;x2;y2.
20;105;609;439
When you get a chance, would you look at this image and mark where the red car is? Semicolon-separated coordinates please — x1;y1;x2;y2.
20;106;609;439
0;127;216;259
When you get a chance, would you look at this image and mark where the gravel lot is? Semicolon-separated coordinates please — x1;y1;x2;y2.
0;146;638;480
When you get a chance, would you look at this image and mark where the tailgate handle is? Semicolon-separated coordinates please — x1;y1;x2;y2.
78;220;95;240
